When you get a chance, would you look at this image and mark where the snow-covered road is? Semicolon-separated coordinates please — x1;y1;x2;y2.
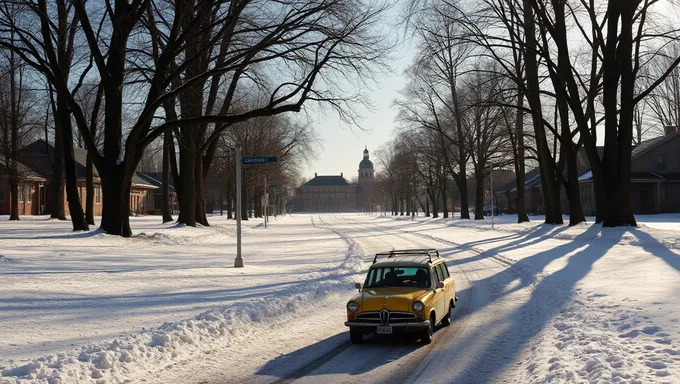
2;213;679;383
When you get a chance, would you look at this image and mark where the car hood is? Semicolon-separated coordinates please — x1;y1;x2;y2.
359;288;431;312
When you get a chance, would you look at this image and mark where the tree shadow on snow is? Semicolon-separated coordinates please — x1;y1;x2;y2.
438;226;623;383
628;229;680;272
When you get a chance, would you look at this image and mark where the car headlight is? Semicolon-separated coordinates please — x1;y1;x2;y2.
413;301;424;312
347;301;359;313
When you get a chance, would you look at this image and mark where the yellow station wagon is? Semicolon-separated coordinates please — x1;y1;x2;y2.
345;249;457;344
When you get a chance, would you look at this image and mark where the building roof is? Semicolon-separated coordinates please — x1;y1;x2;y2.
301;175;351;187
0;158;48;181
19;140;157;189
359;148;374;170
632;132;679;159
359;158;374;169
495;133;677;193
495;168;541;194
136;172;175;191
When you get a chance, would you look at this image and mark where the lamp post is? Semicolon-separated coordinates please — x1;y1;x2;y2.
234;143;244;268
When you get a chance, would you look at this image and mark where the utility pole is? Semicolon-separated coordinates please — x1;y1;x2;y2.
234;144;244;268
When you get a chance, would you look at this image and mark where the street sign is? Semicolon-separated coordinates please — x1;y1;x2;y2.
242;156;278;165
268;184;277;189
243;156;266;164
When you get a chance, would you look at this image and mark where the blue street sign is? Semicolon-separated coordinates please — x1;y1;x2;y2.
242;156;278;165
268;184;277;189
242;156;266;164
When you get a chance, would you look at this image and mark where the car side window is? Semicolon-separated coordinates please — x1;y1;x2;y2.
435;264;445;282
432;266;441;285
440;264;450;279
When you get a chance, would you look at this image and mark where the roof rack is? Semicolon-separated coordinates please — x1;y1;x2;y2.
372;249;440;264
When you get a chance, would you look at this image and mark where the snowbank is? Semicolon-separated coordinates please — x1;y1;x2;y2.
0;215;366;384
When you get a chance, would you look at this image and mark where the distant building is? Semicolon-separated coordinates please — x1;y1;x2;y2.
295;147;376;212
495;129;680;215
295;173;356;212
356;146;376;212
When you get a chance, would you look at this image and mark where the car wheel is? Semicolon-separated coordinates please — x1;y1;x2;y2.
441;302;452;327
421;315;434;344
350;329;363;344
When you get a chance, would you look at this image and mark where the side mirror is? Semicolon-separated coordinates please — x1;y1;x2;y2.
436;282;445;290
354;283;362;290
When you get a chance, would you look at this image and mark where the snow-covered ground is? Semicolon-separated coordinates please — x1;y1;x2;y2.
0;214;365;383
1;212;680;383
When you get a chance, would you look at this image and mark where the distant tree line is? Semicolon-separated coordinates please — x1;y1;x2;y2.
0;0;392;236
378;0;680;227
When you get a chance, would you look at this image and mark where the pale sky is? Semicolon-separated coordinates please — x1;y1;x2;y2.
301;5;414;180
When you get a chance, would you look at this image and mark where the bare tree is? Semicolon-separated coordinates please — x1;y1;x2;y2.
1;0;393;236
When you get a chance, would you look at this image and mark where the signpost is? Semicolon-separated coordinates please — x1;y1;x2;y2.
234;154;279;267
234;144;244;268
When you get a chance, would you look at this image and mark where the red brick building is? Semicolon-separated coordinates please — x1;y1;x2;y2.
0;140;158;216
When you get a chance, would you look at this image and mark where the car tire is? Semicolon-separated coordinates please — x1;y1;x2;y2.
441;302;452;327
421;316;434;344
350;329;363;344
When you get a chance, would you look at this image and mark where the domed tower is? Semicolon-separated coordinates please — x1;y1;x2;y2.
358;146;374;184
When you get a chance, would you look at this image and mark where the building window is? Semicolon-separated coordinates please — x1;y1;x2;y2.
18;185;23;202
95;186;101;204
658;154;666;170
25;185;31;203
580;184;592;206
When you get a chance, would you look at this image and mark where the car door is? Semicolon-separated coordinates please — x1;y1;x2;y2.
431;265;446;321
438;263;454;305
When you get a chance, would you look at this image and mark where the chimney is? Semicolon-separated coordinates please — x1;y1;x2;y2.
664;126;678;135
341;172;343;177
314;173;317;177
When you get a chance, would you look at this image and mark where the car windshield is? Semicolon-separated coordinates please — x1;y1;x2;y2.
364;267;431;288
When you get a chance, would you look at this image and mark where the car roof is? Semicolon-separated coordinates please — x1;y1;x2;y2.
371;254;445;269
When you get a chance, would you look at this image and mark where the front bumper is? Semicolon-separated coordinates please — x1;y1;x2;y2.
344;320;430;333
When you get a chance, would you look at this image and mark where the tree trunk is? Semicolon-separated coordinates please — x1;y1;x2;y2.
454;177;469;220
515;94;530;223
425;193;431;217
51;117;66;220
523;0;563;225
86;152;95;225
429;188;439;218
194;155;209;225
9;180;19;220
162;130;173;223
441;175;449;219
177;144;197;226
100;164;132;237
58;94;88;231
605;2;636;227
474;169;485;220
242;182;249;220
227;187;233;219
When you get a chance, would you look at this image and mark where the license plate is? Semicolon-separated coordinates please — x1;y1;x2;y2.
377;326;392;334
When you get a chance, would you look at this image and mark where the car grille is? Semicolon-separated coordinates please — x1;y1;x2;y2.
356;311;416;324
